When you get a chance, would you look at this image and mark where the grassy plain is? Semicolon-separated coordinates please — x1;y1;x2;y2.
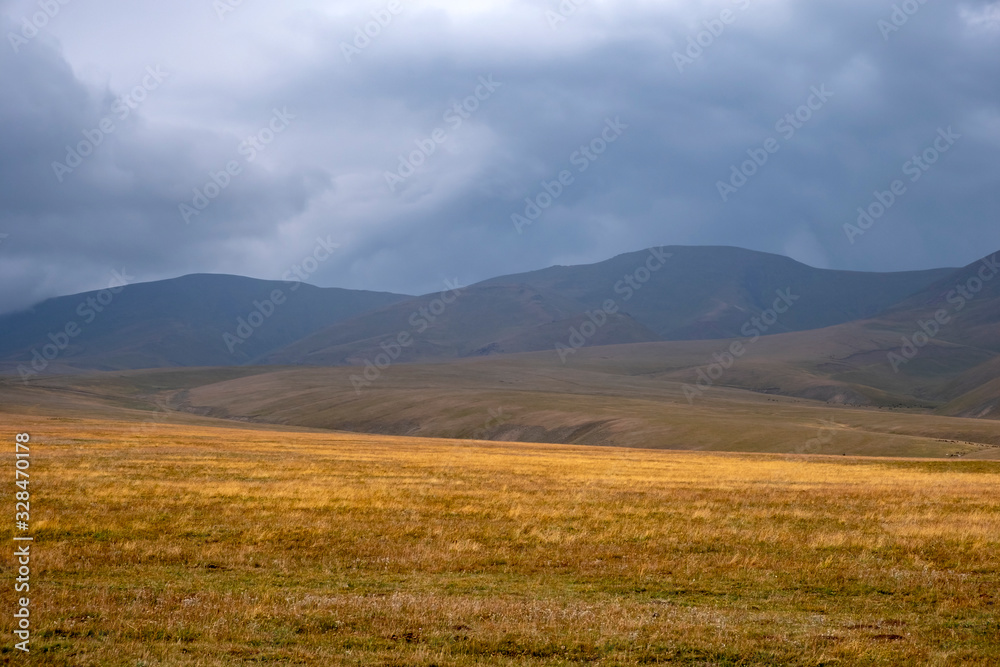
170;363;1000;458
2;415;998;665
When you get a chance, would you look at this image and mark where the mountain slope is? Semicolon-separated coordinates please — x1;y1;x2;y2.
543;249;1000;417
478;245;957;340
877;251;1000;352
260;283;662;365
0;246;971;374
0;274;409;373
265;246;956;366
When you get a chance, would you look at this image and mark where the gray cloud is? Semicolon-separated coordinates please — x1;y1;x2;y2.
1;0;998;313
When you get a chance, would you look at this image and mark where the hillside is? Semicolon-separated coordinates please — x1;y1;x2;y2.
478;246;956;339
11;357;991;458
547;250;1000;418
259;283;662;366
0;246;979;375
0;274;409;373
262;246;955;366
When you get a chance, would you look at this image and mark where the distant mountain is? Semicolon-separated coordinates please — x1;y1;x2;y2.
803;249;1000;411
478;246;957;340
878;251;1000;352
260;283;662;366
862;250;1000;416
264;246;955;366
0;247;969;374
548;249;1000;418
0;274;409;374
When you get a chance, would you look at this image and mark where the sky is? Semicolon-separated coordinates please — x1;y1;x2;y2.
0;0;998;313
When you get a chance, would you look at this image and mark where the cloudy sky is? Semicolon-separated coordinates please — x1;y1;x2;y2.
0;0;998;313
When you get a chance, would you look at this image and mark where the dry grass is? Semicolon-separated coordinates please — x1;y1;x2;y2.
2;415;999;665
170;363;1000;457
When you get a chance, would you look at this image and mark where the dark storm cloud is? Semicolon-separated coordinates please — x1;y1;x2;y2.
0;0;998;313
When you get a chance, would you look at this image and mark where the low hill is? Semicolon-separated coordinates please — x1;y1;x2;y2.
4;362;999;458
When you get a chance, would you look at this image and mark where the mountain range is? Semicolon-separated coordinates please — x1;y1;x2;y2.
260;246;957;366
0;245;957;370
1;245;997;421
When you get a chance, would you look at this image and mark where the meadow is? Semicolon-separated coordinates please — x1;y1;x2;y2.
2;415;999;665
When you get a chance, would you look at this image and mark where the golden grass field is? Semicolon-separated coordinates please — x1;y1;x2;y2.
2;415;999;665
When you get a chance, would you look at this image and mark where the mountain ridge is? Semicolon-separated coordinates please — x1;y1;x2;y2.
260;245;958;366
0;245;980;375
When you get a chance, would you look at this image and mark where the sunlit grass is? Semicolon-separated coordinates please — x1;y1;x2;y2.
2;416;999;665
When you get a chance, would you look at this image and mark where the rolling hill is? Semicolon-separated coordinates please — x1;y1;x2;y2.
260;246;956;366
3;360;999;459
542;249;1000;418
3;246;997;457
258;283;663;366
0;246;978;375
93;250;995;442
0;274;409;374
476;245;958;340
